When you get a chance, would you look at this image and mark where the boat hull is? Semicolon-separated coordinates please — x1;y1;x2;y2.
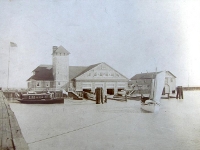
141;102;159;112
17;98;64;104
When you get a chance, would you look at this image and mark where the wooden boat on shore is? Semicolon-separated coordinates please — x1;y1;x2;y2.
17;98;64;104
15;92;64;104
141;71;165;112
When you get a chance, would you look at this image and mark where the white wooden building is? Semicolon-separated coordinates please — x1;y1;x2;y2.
129;71;176;94
27;46;128;96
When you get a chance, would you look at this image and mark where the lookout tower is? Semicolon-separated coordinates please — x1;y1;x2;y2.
52;45;70;90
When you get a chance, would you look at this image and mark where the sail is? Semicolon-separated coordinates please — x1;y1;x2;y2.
153;71;165;103
149;79;154;100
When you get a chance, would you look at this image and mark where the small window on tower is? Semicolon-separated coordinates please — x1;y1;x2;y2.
36;82;40;87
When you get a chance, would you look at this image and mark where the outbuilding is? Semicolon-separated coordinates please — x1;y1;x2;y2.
129;71;176;95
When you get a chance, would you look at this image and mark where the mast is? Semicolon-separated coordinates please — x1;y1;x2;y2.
7;45;11;89
153;73;157;101
152;68;159;102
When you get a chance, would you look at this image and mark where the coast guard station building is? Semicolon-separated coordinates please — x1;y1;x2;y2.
27;46;128;96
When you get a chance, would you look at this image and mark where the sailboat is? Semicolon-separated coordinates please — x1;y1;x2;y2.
141;71;165;112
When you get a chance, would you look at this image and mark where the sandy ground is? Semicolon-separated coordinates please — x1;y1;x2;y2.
10;91;200;150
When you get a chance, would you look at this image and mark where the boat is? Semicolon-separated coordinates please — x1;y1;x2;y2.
15;92;64;104
117;90;126;96
141;71;165;112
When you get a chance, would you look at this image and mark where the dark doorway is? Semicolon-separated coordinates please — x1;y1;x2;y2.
118;88;124;91
83;89;91;93
107;89;114;95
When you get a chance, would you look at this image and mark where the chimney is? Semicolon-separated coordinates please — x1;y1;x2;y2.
53;46;58;53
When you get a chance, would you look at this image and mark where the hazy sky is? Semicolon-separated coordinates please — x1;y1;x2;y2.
0;0;200;88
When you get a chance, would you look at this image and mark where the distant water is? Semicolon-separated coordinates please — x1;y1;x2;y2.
10;91;200;150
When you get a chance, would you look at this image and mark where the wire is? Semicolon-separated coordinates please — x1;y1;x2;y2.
28;113;124;145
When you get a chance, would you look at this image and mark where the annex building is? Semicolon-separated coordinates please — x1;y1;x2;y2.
129;71;176;95
27;46;128;96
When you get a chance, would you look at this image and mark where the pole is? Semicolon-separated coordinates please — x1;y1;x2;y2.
7;45;11;89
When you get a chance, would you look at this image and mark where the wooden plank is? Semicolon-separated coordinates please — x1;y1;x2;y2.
0;93;3;149
0;91;29;150
2;98;13;150
0;101;3;148
13;138;29;150
1;117;14;149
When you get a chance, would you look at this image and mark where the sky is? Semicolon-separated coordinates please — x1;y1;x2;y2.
0;0;200;88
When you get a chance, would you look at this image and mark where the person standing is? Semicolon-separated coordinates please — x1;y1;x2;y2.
104;95;107;103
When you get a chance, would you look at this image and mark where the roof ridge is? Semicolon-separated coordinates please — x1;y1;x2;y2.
72;63;101;79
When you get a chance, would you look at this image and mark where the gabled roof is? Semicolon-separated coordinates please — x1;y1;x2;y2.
27;62;129;81
104;62;129;80
130;72;160;80
73;62;129;80
52;45;70;55
72;63;101;79
27;65;54;81
27;64;98;81
166;71;176;78
69;66;88;80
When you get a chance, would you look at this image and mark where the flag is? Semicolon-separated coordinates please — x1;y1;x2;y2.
10;42;17;47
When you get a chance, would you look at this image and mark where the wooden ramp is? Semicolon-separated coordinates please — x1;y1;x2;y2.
0;91;29;150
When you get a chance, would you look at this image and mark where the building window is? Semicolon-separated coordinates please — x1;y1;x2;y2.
165;78;168;84
171;78;173;82
45;81;50;87
58;82;60;85
36;81;41;87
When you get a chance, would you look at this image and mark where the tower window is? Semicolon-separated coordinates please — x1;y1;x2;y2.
36;81;41;87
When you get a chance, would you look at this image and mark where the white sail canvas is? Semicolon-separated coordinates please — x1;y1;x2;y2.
153;71;166;104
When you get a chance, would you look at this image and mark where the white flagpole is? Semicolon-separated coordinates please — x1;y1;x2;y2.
7;44;11;89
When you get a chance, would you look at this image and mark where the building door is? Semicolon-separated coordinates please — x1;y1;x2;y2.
107;89;114;95
164;84;170;94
